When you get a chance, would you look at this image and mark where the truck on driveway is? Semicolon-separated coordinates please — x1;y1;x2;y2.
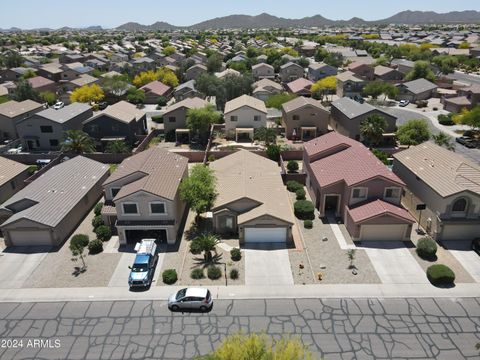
128;239;157;288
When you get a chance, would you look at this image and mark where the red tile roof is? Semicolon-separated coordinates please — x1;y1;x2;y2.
347;199;415;223
286;78;313;94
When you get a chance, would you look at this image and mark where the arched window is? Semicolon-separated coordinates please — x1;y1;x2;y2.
452;198;467;213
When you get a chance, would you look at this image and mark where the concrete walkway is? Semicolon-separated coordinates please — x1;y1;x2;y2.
244;245;294;286
327;216;356;250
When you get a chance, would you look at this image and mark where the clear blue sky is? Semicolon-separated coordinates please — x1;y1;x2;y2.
2;0;480;29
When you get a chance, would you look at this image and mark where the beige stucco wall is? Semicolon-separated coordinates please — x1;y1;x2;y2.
224;106;267;137
282;105;329;139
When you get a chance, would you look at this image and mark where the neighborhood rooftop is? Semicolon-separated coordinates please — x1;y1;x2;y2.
0;100;42;118
29;103;91;124
0;156;29;188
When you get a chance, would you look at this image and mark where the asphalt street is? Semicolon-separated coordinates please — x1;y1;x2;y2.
0;298;479;360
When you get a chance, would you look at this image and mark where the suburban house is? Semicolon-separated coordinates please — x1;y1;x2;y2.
374;65;403;82
252;79;283;101
130;57;156;72
347;62;375;81
336;71;366;98
391;59;415;75
82;100;147;148
173;80;202;101
252;63;275;80
279;62;304;83
0;156;29;205
281;97;330;140
224;95;267;141
308;62;337;82
443;84;480;113
0;156;109;247
185;64;207;81
0;100;43;142
27;76;56;93
330;97;397;142
396;78;438;102
16;103;93;151
101;147;188;245
393;142;480;241
162;97;210;141
303;132;414;241
285;78;313;96
37;64;64;82
140;80;173;104
210;150;295;245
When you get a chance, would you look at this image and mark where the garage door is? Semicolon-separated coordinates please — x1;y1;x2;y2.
360;224;407;241
244;227;286;243
9;230;52;246
441;224;479;241
125;229;167;244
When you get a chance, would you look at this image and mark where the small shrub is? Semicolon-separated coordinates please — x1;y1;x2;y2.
165;130;176;142
88;239;103;254
94;202;104;216
92;215;104;229
71;234;89;248
304;220;313;229
427;264;455;286
151;115;164;123
416;237;437;260
438;114;454;126
162;269;178;284
208;154;216;162
416;100;428;108
95;225;112;242
295;188;306;200
191;268;205;279
266;144;281;161
207;266;222;280
287;180;303;193
287;160;299;173
230;268;239;280
230;247;241;261
294;200;315;220
27;165;38;175
157;96;167;106
432;107;438;111
190;240;202;255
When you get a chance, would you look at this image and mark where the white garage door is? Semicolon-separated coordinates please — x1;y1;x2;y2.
9;230;51;246
244;227;286;243
441;225;479;241
360;224;407;241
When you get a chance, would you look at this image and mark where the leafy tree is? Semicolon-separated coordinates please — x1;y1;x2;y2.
221;73;253;107
458;41;470;49
2;51;23;68
360;114;388;147
375;56;390;66
186;105;221;144
287;160;299;173
132;68;179;88
207;52;223;73
396;119;431;146
324;52;344;68
311;76;336;100
363;80;398;101
70;234;89;271
21;69;36;79
105;140;130;154
314;48;329;62
265;93;297;109
102;75;130;98
70;84;105;103
61;130;95;154
126;87;145;105
296;57;309;68
195;73;223;97
456;105;480;131
179;164;217;217
39;91;56;105
190;233;220;263
405;60;436;82
254;127;277;145
10;79;39;102
371;149;389;165
266;144;281;162
432;132;455;151
432;55;458;75
163;45;176;56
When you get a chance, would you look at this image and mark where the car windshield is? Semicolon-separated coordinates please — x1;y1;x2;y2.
131;263;148;272
176;288;187;300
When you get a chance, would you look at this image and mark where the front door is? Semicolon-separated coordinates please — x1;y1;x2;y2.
324;195;339;214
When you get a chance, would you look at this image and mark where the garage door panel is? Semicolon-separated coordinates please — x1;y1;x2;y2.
441;225;479;241
360;224;407;241
125;229;167;243
9;230;51;246
244;227;286;243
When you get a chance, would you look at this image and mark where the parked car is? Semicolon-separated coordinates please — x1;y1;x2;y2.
128;239;157;288
455;136;477;149
53;101;64;110
472;238;480;256
168;287;213;312
399;100;410;107
98;101;108;110
352;95;365;104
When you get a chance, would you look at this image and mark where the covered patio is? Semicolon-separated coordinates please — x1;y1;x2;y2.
235;127;254;142
175;128;190;143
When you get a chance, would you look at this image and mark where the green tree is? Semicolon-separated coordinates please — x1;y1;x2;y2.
126;87;145;105
311;76;336;101
69;234;89;271
360;114;388;146
61;130;95;154
266;144;281;162
70;84;105;103
457;105;480;131
432;55;458;75
287;160;299;173
265;93;297;109
254;127;277;145
179;164;217;217
362;81;385;99
371;149;389;165
39;91;56;105
405;60;436;82
21;69;36;79
190;233;220;263
10;79;39;102
186;105;221;144
396;119;431;146
432;132;455;151
206;52;223;73
3;52;23;68
105;140;130;154
102;75;130;99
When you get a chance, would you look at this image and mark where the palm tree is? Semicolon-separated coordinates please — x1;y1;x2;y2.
105;140;130;154
61;130;95;154
254;127;277;145
360;114;387;147
432;132;455;151
190;233;220;263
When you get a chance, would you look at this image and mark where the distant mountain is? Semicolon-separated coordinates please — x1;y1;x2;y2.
377;10;480;24
116;21;178;31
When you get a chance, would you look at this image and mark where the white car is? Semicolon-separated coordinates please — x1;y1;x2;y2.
168;288;213;312
399;100;410;107
53;101;64;110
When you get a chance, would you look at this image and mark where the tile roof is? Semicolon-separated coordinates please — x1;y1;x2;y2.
305;132;404;188
393;142;480;197
286;78;313;94
103;147;188;201
374;65;397;76
33;103;92;124
0;156;29;187
253;78;283;91
0;100;43;118
347;199;415;223
210;150;294;225
400;78;437;94
70;74;98;87
331;97;391;119
336;71;364;83
140;80;171;96
1;156;108;228
282;96;327;113
86;101;144;124
224;95;267;114
27;76;54;89
163;97;209;115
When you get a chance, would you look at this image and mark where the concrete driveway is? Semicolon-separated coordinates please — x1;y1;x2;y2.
0;247;48;288
244;243;293;286
444;241;480;283
360;241;428;284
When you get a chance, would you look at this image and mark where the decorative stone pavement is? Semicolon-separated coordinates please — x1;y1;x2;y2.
0;298;479;359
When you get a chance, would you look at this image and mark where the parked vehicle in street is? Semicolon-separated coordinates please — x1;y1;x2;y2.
128;239;157;288
455;136;477;148
168;287;213;311
399;100;410;107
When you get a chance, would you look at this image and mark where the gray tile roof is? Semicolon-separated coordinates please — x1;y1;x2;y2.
33;103;92;124
1;156;108;228
0;100;43;118
85;101;143;124
401;78;437;95
0;156;29;188
332;97;384;119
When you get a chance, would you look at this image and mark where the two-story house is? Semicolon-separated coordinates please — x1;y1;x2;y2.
279;62;304;83
252;63;275;80
374;65;404;82
224;95;267;141
308;62;337;82
0;100;43;142
347;61;375;81
16;103;93;151
162;97;210;139
252;79;283;101
101;147;188;245
185;64;207;81
304;132;414;241
393;142;480;241
336;71;366;98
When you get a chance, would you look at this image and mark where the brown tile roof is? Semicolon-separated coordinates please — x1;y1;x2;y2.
163;97;209;115
336;71;364;83
103;147;188;201
88;100;144;124
0;156;29;187
282;96;327;113
224;95;267;114
0;100;42;118
140;80;172;96
27;76;54;89
210;150;294;225
393;142;480;197
347;199;414;223
286;78;313;94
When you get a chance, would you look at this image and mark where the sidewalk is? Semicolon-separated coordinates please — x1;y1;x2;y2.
1;283;479;303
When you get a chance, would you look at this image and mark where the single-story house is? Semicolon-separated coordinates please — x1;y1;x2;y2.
374;65;403;82
27;76;56;93
173;80;203;101
443;84;480;113
185;64;207;81
252;79;283;101
396;78;438;102
224;95;268;141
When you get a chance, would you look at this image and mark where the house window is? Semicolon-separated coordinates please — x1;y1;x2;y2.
230;115;238;122
111;187;121;198
49;139;59;147
293;115;300;120
122;203;138;214
352;187;367;200
254;115;261;121
40;125;53;133
384;187;401;200
168;117;176;123
150;202;166;214
452;198;467;213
